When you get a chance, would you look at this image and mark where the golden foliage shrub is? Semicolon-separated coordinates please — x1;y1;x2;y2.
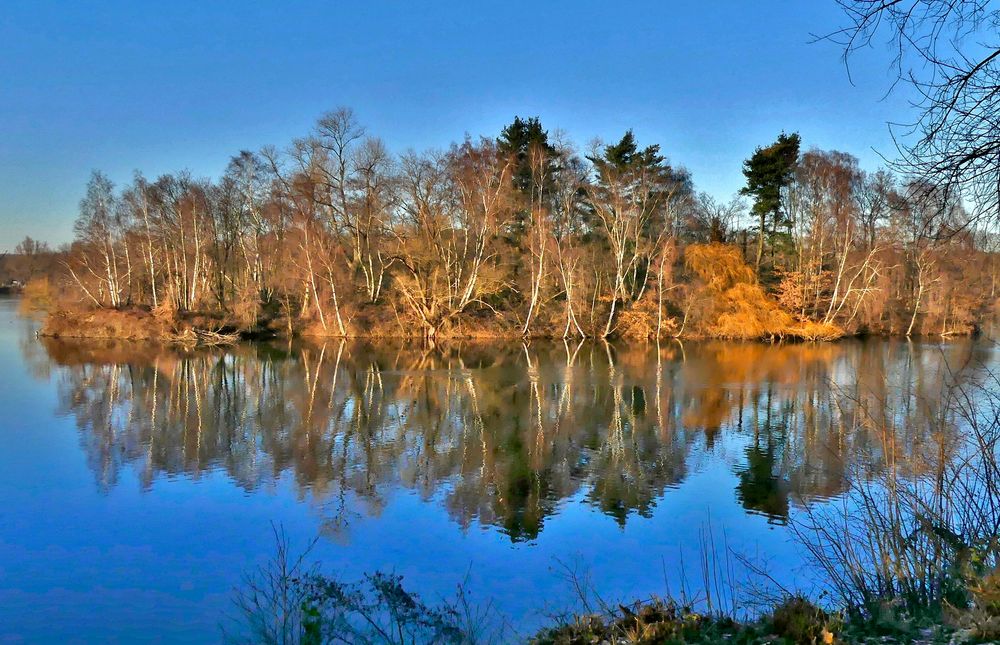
684;243;844;340
685;242;755;290
614;292;678;339
790;320;844;341
686;243;790;339
713;282;794;339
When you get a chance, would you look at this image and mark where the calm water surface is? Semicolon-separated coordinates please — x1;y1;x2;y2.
0;297;995;642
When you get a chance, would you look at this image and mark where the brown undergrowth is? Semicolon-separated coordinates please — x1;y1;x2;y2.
685;243;847;341
35;240;985;343
41;307;240;345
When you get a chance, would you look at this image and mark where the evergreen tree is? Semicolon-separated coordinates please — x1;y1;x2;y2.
587;130;691;240
584;131;691;336
496;117;559;245
740;132;800;273
497;116;556;196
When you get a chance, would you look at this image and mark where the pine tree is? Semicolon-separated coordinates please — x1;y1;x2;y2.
740;132;801;273
497;116;556;195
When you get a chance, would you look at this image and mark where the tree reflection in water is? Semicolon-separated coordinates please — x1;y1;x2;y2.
36;337;990;540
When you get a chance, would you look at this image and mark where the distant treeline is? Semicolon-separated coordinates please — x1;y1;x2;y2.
0;237;59;288
26;110;1000;339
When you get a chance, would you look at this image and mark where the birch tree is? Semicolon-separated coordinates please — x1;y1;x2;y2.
391;140;513;337
586;131;690;338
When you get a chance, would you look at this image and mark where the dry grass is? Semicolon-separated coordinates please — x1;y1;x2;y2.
42;306;242;345
18;277;56;314
41;307;171;340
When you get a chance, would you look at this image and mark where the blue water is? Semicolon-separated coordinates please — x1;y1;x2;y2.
0;297;993;642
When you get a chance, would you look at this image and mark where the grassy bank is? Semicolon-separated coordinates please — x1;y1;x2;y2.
40;307;245;344
531;596;966;644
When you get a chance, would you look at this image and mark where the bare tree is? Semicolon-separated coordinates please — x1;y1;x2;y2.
70;171;126;307
549;142;590;338
692;192;745;243
349;137;395;304
391;141;513;338
829;0;1000;225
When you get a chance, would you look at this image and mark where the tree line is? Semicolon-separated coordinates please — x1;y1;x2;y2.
39;109;1000;339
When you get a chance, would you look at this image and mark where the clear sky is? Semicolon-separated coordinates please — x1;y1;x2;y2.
0;1;913;250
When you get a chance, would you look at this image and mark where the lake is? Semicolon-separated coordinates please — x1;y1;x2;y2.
0;296;995;642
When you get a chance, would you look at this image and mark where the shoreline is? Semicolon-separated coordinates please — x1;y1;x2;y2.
34;305;984;345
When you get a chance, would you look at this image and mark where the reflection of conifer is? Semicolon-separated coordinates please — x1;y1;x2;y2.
736;435;790;523
39;336;982;541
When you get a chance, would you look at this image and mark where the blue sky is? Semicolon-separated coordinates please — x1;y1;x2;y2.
0;1;912;249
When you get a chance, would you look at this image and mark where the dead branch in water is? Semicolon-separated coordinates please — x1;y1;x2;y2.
168;327;240;346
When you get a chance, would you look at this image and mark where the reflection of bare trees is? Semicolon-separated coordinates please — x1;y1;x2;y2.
38;337;989;539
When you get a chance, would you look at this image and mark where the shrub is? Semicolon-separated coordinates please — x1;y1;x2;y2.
769;595;836;644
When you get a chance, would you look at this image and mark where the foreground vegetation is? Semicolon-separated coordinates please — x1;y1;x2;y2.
231;552;995;643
